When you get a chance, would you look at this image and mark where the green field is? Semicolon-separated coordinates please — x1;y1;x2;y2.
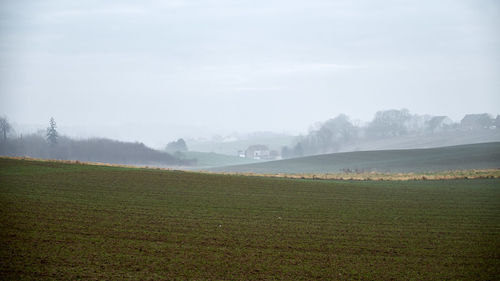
212;142;500;174
1;158;499;280
182;151;259;169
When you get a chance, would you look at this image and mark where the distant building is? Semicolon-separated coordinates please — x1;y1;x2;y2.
245;145;271;160
460;113;493;130
237;150;245;158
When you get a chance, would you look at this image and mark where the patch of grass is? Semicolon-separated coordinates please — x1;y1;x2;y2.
222;169;500;181
1;158;499;280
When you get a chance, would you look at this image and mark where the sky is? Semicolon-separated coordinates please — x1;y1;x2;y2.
1;0;499;148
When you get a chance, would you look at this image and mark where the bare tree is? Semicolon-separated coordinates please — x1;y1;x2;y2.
368;109;411;137
0;117;12;142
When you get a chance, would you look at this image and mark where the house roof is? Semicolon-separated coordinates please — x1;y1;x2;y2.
461;113;491;125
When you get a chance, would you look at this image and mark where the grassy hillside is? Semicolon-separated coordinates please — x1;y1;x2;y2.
212;142;500;174
339;128;500;152
1;158;499;280
182;151;259;169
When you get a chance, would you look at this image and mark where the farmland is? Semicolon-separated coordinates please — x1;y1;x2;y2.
1;158;499;280
212;142;500;174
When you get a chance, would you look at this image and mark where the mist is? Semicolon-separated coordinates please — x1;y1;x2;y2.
1;0;500;149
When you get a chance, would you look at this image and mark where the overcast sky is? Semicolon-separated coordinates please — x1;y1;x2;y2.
1;0;499;147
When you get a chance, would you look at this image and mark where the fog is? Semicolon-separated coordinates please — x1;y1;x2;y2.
1;0;499;148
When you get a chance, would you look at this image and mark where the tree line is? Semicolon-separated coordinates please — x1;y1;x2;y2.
281;110;500;158
0;117;196;166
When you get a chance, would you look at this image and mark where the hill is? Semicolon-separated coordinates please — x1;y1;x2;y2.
211;142;500;174
339;129;500;152
1;158;499;279
0;135;191;166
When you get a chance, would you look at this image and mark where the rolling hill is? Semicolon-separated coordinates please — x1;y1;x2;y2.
211;142;500;174
338;128;500;152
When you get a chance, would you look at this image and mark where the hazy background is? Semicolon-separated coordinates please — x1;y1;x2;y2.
1;0;499;148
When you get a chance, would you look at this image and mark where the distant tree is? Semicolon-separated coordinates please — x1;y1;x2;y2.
281;146;290;159
318;114;356;152
46;117;58;145
322;114;357;142
425;116;452;133
166;138;188;153
0;117;12;142
293;142;303;157
292;114;357;156
367;109;411;137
